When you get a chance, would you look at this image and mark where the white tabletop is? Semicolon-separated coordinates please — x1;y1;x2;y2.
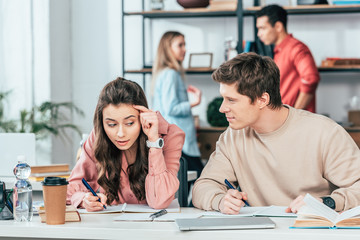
0;208;359;240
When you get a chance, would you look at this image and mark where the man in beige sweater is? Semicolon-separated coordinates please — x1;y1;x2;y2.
192;52;360;214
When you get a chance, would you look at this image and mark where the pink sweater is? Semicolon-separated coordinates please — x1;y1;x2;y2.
66;112;185;209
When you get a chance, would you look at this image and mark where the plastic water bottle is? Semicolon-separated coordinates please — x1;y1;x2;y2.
13;155;33;222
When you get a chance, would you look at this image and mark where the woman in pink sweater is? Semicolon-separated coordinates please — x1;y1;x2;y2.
66;77;185;211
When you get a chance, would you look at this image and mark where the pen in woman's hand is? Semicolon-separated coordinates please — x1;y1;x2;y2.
82;178;107;209
224;179;250;207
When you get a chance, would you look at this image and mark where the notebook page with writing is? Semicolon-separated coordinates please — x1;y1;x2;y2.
202;206;296;218
124;199;180;213
202;207;267;217
78;199;180;214
77;203;127;214
254;206;297;217
113;212;202;222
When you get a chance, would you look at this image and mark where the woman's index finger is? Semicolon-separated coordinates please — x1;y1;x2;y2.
133;105;149;112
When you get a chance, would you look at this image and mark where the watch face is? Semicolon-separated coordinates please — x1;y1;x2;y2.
322;197;335;209
158;138;164;147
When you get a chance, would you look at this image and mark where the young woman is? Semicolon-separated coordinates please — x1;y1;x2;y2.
66;77;185;211
151;31;204;178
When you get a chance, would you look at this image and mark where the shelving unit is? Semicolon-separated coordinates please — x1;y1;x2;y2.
121;0;247;89
121;2;360;88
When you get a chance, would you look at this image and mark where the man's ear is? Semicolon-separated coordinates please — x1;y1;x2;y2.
274;21;285;33
257;92;270;109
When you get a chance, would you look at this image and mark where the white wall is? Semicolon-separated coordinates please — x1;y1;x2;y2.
64;0;360;165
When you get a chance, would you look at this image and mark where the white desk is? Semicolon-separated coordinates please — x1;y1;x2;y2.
0;208;359;240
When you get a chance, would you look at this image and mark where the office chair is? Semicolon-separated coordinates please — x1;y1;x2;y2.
177;157;188;207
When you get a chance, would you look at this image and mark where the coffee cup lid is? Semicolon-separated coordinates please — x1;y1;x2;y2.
42;177;69;186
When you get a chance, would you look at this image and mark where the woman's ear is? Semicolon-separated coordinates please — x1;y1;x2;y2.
257;92;270;109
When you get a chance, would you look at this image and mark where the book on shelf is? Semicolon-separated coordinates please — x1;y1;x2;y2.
209;0;237;10
31;164;70;174
332;1;360;5
321;57;360;67
38;205;81;223
291;193;360;229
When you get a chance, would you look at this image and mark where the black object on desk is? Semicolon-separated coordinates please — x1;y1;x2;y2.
0;181;14;220
149;209;167;220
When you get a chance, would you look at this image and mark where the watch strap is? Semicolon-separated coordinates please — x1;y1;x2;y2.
146;138;164;149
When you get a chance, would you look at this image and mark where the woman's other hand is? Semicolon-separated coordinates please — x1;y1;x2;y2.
188;85;202;108
133;105;159;142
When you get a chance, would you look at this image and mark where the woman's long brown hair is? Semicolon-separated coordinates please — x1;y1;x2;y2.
93;77;149;204
151;31;185;96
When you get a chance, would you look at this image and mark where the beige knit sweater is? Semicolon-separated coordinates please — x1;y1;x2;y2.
192;107;360;212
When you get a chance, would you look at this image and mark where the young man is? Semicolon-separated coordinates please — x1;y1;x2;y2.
192;52;360;214
256;5;320;113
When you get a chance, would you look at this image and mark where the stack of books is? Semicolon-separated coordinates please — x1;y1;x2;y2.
209;0;237;10
38;205;81;223
321;57;360;68
30;164;71;181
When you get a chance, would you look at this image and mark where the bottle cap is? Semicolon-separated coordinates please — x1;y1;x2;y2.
17;155;26;163
42;177;69;186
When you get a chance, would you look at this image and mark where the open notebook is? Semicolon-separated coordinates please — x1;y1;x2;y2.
202;206;297;218
113;212;202;222
77;198;180;214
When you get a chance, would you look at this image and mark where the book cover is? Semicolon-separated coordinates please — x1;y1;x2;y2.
31;164;70;174
29;171;71;181
291;193;360;229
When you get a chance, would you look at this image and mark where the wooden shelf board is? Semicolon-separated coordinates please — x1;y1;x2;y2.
125;4;360;17
125;8;238;18
125;68;216;74
125;67;360;74
318;66;360;72
246;4;360;14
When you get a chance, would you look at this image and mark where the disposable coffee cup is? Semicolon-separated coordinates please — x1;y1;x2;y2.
41;177;69;225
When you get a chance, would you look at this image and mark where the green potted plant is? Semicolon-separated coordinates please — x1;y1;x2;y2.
207;97;228;127
0;90;84;140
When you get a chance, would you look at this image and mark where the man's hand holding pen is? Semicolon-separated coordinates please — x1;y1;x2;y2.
219;190;249;215
219;179;249;215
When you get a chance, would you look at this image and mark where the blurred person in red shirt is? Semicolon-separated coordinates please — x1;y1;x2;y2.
256;4;320;113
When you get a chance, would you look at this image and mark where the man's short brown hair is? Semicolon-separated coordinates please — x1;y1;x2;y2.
212;52;282;109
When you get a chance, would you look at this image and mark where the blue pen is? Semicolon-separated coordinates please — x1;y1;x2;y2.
224;179;250;207
81;178;107;209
